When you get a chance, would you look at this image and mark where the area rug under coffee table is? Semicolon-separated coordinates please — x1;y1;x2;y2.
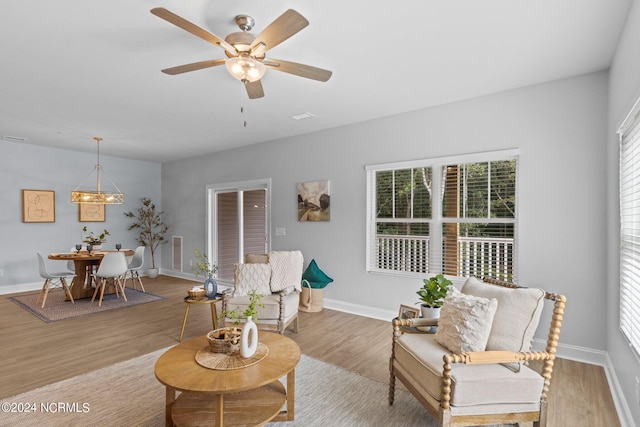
9;288;165;322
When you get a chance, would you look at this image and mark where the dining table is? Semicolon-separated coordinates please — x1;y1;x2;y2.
48;249;134;300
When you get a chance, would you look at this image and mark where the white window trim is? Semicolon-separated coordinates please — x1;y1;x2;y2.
365;149;519;278
618;95;640;359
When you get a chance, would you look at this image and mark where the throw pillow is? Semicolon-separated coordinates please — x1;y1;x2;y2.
246;253;269;264
301;259;333;289
233;263;272;297
461;277;545;371
434;287;498;353
269;251;304;292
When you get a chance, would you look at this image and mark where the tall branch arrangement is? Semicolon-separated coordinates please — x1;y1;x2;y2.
123;197;168;269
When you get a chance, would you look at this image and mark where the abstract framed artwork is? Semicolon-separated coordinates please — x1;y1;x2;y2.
78;203;106;222
297;180;330;221
22;189;55;223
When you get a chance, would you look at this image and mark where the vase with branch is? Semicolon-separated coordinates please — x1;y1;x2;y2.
192;249;218;297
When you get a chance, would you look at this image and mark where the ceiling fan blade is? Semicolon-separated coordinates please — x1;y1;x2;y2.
264;58;332;82
245;80;265;99
151;7;236;55
161;59;226;75
250;9;309;53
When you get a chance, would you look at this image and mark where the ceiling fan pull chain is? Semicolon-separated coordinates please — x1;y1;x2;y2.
241;82;248;128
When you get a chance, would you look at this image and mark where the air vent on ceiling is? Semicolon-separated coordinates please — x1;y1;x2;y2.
290;112;315;121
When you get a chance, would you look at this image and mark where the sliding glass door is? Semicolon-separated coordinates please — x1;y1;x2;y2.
207;179;270;284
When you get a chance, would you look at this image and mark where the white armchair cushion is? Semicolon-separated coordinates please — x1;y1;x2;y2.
461;277;545;372
268;251;303;292
233;263;272;296
395;333;544;410
434;287;498;353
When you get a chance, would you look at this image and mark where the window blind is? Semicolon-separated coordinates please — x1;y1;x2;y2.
619;100;640;356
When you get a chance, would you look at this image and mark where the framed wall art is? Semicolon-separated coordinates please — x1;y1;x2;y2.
78;203;106;222
22;189;55;223
399;304;420;320
297;180;330;221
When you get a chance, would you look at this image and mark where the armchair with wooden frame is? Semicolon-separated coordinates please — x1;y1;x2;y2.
222;251;302;334
389;277;566;427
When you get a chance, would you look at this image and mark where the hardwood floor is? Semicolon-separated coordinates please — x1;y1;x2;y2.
0;275;620;426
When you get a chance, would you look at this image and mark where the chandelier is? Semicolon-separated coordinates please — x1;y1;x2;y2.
70;137;124;204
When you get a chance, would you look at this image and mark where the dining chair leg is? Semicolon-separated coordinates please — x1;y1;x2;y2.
98;280;106;307
116;278;127;302
37;279;51;308
62;278;74;304
91;279;103;303
135;272;145;292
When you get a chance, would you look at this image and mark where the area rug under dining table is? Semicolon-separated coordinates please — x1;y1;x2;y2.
8;288;165;322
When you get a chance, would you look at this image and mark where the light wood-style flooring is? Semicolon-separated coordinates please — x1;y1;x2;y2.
0;275;620;426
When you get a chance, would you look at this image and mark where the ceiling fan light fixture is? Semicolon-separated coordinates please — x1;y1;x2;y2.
225;56;266;83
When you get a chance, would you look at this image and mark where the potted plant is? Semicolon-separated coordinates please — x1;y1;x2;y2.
223;289;264;358
223;289;264;325
123;197;168;278
192;249;218;297
82;226;110;251
416;274;452;320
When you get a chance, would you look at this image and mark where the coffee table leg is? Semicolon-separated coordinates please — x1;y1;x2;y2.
216;394;224;426
287;368;295;420
165;386;176;427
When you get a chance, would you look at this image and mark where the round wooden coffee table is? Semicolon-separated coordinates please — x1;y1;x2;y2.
155;332;300;427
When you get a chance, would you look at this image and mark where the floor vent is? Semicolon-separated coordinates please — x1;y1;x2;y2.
172;236;183;271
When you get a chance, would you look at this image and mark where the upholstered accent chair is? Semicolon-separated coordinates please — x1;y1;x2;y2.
222;251;303;334
389;277;566;427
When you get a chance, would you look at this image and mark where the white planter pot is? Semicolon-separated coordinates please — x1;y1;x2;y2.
420;305;440;332
147;268;159;279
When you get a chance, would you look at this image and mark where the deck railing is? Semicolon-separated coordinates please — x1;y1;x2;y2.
375;235;514;279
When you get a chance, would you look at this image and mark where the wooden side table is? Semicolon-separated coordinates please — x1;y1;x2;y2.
179;295;222;342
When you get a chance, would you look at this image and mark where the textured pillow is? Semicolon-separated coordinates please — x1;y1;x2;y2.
233;263;272;297
301;259;333;289
461;277;545;371
269;251;304;292
434;287;498;353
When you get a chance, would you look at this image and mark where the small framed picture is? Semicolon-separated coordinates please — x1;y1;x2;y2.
22;189;55;223
79;203;106;222
399;304;420;320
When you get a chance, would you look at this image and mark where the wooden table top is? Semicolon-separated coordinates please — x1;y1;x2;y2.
48;249;134;260
155;332;300;394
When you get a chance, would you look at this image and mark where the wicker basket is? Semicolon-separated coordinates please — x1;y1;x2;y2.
187;288;206;300
207;327;241;354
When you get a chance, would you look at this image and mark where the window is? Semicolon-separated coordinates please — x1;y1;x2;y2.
619;98;640;356
366;150;518;281
207;179;270;285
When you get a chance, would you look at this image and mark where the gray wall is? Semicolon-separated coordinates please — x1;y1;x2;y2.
608;0;640;424
0;140;161;291
163;71;608;354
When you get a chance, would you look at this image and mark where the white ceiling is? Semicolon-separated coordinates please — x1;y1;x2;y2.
0;0;632;163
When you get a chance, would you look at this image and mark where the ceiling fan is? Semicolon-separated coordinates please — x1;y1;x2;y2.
151;7;332;99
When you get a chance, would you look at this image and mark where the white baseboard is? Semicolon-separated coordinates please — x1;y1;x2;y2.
323;297;635;427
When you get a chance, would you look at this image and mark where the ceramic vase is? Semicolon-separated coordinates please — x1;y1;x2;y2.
240;316;258;358
204;275;217;298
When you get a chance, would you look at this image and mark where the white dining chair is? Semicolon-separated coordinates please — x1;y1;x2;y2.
125;246;146;292
36;253;75;308
91;252;129;307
